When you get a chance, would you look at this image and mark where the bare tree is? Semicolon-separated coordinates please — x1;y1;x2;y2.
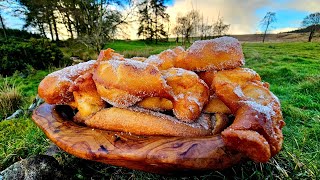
173;10;200;45
302;12;320;42
213;15;230;37
260;12;276;43
172;25;181;43
198;15;213;40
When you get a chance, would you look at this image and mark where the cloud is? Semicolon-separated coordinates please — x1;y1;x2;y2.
270;27;298;33
287;0;320;12
166;0;272;34
122;0;320;39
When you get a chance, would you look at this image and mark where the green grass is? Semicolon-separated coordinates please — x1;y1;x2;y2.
0;40;319;179
104;40;184;57
242;42;320;179
0;70;51;169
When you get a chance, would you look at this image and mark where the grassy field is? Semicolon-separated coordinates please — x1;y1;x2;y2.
0;40;319;179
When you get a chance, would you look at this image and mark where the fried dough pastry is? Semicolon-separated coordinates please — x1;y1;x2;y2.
85;107;212;137
162;68;209;122
37;36;285;164
211;113;231;135
137;97;173;111
38;60;96;104
203;95;231;114
97;48;124;62
145;49;177;70
137;95;231;115
212;68;285;162
144;37;244;72
176;37;245;71
212;67;261;112
94;59;209;122
197;71;216;93
69;73;105;123
93;59;170;107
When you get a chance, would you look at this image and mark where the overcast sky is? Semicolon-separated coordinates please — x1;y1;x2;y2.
1;0;320;39
166;0;320;34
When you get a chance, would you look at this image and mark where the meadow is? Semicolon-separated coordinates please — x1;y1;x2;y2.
0;40;319;179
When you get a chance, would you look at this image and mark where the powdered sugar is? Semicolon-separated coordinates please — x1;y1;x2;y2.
176;93;185;99
187;96;202;108
101;93;142;108
47;60;96;82
234;85;245;98
108;60;122;72
241;100;275;121
162;68;197;79
128;106;210;130
145;55;162;65
188;36;241;54
108;59;150;73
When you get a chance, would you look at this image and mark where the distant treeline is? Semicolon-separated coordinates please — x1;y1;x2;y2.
0;28;42;40
287;25;320;33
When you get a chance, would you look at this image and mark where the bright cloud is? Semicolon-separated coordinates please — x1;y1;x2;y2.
164;0;320;36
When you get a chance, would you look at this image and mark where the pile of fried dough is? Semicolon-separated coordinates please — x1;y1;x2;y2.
38;36;285;163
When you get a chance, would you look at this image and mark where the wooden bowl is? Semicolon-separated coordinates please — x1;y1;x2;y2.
32;103;245;174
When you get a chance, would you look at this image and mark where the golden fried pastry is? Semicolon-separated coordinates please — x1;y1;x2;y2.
85;107;212;137
94;59;209;122
37;36;285;164
137;97;173;111
203;95;231;114
131;57;147;62
221;128;271;163
212;68;285;162
175;37;245;71
95;84;142;108
162;68;209;122
93;59;170;107
38;60;96;104
144;49;177;70
69;73;105;123
211;113;231;135
97;48;124;62
212;67;261;112
197;71;216;93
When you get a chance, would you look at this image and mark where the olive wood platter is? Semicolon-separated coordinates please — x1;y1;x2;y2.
32;103;245;174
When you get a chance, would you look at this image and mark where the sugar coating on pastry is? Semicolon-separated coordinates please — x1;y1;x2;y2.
176;36;245;71
38;60;96;104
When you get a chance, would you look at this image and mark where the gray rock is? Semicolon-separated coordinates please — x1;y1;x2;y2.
0;155;65;180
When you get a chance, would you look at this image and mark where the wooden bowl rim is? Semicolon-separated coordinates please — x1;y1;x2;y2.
32;103;244;174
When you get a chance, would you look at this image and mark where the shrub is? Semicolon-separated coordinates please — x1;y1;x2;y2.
0;80;23;119
0;38;70;76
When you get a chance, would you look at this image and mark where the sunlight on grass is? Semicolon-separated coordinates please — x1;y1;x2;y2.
0;80;23;120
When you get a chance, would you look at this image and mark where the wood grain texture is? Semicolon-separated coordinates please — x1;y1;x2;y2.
32;103;245;174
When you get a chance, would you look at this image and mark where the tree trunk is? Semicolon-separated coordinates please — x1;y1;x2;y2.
262;25;268;43
308;29;314;42
38;21;46;38
47;16;54;41
67;17;74;39
155;12;158;44
51;12;59;41
0;14;8;41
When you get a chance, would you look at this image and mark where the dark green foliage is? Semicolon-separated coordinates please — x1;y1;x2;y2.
0;28;42;40
0;38;68;76
288;24;320;33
